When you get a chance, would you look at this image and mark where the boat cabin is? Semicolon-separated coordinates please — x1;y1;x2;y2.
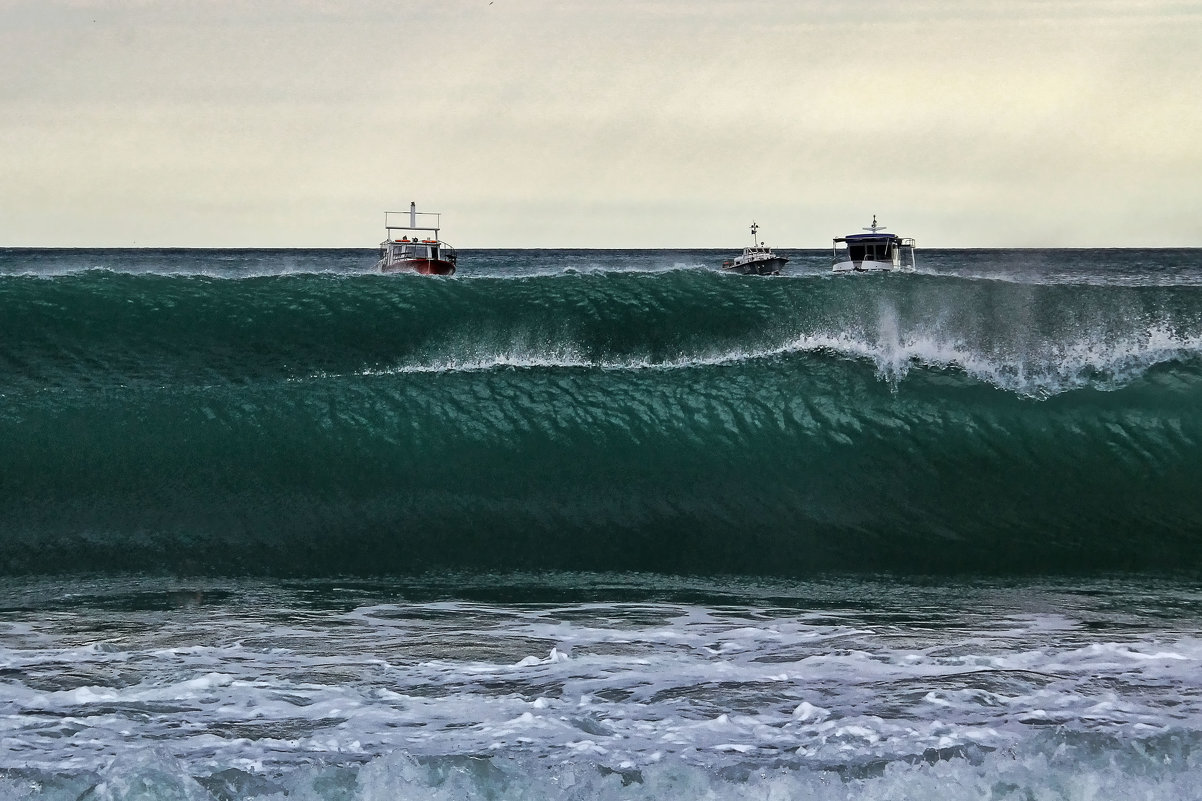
837;234;903;267
380;238;451;263
832;216;916;272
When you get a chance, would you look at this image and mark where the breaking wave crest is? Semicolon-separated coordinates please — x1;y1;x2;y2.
361;320;1202;399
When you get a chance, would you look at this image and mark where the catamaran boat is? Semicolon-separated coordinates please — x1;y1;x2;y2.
376;202;457;275
722;222;789;275
832;216;916;273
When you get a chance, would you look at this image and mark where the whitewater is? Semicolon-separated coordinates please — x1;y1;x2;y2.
2;246;1201;799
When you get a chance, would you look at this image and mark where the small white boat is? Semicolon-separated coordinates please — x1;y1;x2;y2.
376;202;457;275
722;222;789;275
832;216;916;273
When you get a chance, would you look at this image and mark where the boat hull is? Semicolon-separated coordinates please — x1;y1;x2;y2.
832;259;904;273
723;256;788;276
378;258;456;276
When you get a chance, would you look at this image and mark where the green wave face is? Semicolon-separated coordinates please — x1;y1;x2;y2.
2;265;1201;575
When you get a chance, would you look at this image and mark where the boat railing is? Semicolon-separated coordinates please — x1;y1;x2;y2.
384;210;442;239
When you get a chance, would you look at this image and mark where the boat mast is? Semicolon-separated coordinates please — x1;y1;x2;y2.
750;221;759;247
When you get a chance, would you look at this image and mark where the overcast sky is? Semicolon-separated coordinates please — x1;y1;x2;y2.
2;0;1199;247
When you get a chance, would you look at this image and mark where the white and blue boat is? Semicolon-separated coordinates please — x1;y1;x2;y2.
722;222;789;275
832;215;916;272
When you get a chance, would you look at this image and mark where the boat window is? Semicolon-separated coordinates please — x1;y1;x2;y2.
848;241;895;261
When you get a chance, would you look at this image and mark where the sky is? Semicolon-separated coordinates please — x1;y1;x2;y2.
2;0;1200;248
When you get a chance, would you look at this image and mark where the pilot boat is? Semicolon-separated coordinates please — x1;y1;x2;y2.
721;222;789;275
832;215;916;272
376;202;457;275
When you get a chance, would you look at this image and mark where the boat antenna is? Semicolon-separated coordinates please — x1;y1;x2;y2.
863;214;885;233
750;221;759;245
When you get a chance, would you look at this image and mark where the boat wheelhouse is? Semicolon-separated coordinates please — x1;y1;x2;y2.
721;222;789;275
832;216;915;273
376;202;457;275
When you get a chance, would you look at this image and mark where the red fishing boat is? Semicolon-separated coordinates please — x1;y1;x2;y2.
376;202;457;275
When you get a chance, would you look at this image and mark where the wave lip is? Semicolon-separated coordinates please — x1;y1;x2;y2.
4;262;1202;399
354;320;1202;401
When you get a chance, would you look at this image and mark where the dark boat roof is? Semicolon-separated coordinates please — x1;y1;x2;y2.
837;232;902;242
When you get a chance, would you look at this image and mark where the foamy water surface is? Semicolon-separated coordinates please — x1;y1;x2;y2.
3;575;1202;800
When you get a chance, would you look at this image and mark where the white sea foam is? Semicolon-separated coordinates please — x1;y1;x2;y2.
2;577;1202;798
4;746;1198;801
346;317;1202;399
4;595;1202;777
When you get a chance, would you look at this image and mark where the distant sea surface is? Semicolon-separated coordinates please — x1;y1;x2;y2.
2;247;1201;799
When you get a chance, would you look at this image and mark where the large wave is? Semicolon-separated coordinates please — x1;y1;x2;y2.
2;269;1201;576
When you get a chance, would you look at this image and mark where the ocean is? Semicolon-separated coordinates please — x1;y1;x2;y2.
2;247;1201;799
